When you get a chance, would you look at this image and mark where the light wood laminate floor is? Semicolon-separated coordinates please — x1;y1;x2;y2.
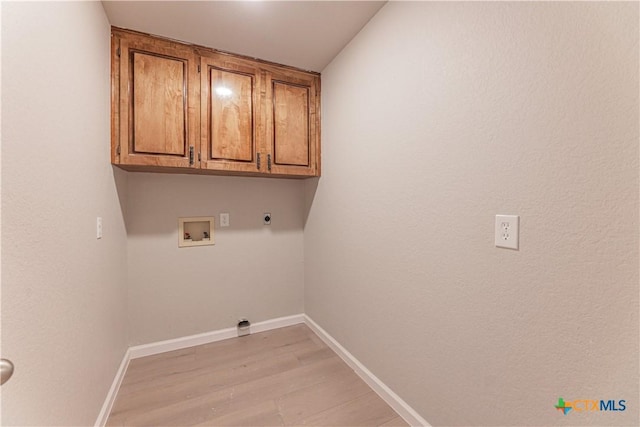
106;324;408;426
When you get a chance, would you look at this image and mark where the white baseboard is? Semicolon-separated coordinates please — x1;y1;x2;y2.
129;313;305;359
128;326;236;360
94;348;131;427
249;313;306;334
304;315;431;427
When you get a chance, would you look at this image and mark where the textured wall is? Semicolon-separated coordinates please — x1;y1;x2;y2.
305;2;639;426
126;173;304;345
1;2;128;425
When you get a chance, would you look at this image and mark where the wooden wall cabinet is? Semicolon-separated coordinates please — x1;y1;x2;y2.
111;28;320;178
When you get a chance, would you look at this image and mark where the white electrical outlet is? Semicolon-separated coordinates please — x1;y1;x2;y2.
220;213;230;227
495;215;519;249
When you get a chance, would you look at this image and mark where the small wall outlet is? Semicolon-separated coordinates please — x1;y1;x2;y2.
220;213;230;227
96;217;103;239
263;213;271;225
495;215;519;250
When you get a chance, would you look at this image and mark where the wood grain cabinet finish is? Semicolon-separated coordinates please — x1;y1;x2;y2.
199;53;262;174
265;68;319;177
112;29;199;169
111;28;320;178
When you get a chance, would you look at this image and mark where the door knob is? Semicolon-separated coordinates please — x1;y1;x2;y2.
1;359;14;385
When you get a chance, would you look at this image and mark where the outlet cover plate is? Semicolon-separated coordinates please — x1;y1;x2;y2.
220;213;230;227
495;214;519;250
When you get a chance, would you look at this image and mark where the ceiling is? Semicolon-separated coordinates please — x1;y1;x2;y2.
102;1;386;72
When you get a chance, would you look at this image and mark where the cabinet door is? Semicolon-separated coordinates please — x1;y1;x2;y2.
200;54;262;174
115;34;198;168
265;69;320;177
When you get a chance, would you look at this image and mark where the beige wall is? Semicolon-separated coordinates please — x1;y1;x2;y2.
305;2;639;426
126;173;304;345
1;2;128;425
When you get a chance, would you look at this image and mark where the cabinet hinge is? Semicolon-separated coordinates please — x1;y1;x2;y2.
189;146;194;165
267;154;272;172
256;153;261;170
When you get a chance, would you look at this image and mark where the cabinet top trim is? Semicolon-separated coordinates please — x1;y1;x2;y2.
112;26;321;77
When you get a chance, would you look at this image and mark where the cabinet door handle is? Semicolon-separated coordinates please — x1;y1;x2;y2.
267;154;272;171
257;153;261;170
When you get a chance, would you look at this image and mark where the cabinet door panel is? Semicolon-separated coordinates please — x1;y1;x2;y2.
200;55;261;174
132;52;186;156
273;82;309;166
210;68;253;161
115;34;197;169
265;70;320;177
